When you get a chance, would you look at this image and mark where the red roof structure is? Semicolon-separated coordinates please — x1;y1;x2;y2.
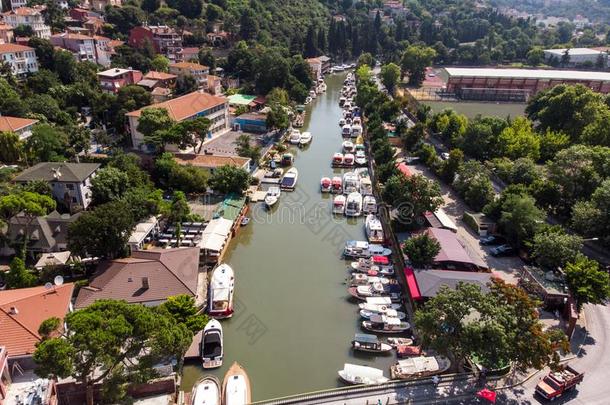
404;267;422;301
397;162;412;178
425;228;486;270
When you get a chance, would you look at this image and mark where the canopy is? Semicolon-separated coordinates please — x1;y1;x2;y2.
476;389;497;403
404;267;422;301
372;256;389;265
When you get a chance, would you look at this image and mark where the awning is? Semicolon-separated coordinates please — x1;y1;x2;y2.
404;267;422;301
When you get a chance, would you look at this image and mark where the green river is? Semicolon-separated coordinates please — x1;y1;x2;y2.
181;73;397;400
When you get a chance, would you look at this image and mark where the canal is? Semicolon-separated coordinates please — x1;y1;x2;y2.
181;73;396;400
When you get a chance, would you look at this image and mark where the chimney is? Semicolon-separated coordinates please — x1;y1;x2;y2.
141;277;149;290
9;306;18;315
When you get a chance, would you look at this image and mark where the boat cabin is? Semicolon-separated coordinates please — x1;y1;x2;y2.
352;333;384;351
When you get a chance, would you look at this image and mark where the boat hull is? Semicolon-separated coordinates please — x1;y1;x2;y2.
191;376;221;405
223;362;251;405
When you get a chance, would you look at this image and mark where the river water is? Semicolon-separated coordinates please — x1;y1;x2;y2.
181;73;396;400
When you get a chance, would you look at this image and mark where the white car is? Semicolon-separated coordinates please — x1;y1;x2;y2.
441;152;450;160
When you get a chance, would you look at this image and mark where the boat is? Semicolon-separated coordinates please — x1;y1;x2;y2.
360;178;373;196
353;116;362;126
341;125;352;138
351;333;393;353
339;117;346;126
320;177;332;193
342;140;355;153
355;135;364;145
390;356;451;379
201;320;223;369
264;186;281;207
191;376;221;405
345;117;352;125
281;153;294;166
332;153;344;167
352;124;363;137
304;96;312;105
240;217;250;226
343;153;355;167
208;264;234;318
365;215;384;243
338;363;389;385
350;256;394;275
361;196;378;215
280;167;298;191
355;150;367;166
349;283;402;302
332;195;346;215
299;131;312;146
344;241;392;259
309;90;316;99
343;172;360;193
349;273;393;286
331;176;343;194
318;82;327;92
345;192;363;217
362;315;410;334
387;337;414;347
360;308;407;320
339;96;346;106
289;129;301;145
223;362;251;405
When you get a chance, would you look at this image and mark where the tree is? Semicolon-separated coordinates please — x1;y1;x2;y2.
33;300;192;405
539;129;570;162
266;104;289;131
175;73;199;96
380;63;401;94
239;9;259;40
208;165;250;195
198;49;216;70
400;45;436;85
150;55;170;72
357;52;374;67
403;233;441;268
0;131;23;164
497;116;540;160
5;257;37;289
565;256;610;311
526;47;545;66
91;167;131;205
159;295;208;334
440;148;464;183
453;161;495;212
168;191;189;224
137;108;176;153
401;122;425;151
234;134;260;164
14;24;33;37
0;77;29;117
498;194;545;246
26;124;68;163
141;0;161;13
530;227;583;270
53;50;77;84
382;174;444;221
28;38;55;70
171;117;211;153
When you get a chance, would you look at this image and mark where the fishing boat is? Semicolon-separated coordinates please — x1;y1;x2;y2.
365;214;384;243
332;195;346;215
264;186;281;207
362;315;410;334
191;376;221;405
355;150;367;166
332;153;344;167
281;153;294;166
343;153;355;167
223;362;251;405
320;177;332;193
208;264;234;318
339;117;346;126
331;176;343;194
338;363;389;385
348;273;393;286
289;129;301;145
343;241;392;259
390;356;451;379
299;131;312;146
348;283;402;302
343;172;360;193
342;140;355;153
341;125;352;138
351;333;393;354
360;308;407;320
345;192;363;217
201;319;223;369
280;167;298;191
360;178;373;196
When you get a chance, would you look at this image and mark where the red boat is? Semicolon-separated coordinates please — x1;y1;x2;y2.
331;176;343;193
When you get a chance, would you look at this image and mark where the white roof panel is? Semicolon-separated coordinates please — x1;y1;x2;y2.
444;67;610;82
543;48;604;56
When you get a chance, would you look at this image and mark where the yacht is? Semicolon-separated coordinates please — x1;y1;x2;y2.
343;172;360;193
349;282;402;302
208;263;234;318
289;129;301;144
223;362;251;405
353;116;362;126
349;273;393;286
332;153;344;167
201;320;223;369
360;307;407;320
331;176;343;194
320;177;332;193
191;376;221;405
264;186;281;207
332;195;346;215
344;241;392;258
362;315;410;334
343;153;355;167
362;195;377;214
355;150;367;166
280;167;298;191
360;177;373;196
299;131;312;146
351;333;393;354
342;140;355;153
338;363;389;385
390;356;452;380
341;125;352;138
359;297;402;311
365;214;384;243
345;192;363;217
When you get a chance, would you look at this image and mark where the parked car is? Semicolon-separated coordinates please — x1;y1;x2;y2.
490;244;516;257
479;235;505;246
440;152;450;160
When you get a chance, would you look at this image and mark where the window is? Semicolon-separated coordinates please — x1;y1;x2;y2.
72;197;77;203
66;184;74;190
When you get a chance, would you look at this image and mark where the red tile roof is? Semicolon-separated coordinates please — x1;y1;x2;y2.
173;153;250;169
126;91;227;121
0;43;34;53
0;116;38;132
144;70;177;80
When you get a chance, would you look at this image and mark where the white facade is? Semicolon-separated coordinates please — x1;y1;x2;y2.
543;48;607;66
2;8;51;39
0;44;38;76
10;0;27;10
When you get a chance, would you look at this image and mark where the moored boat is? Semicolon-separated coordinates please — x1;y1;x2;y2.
360;308;407;320
390;356;451;379
349;283;402;302
351;123;363;137
359;297;402;311
361;315;410;334
343;153;355;167
342;140;355;153
387;337;414;347
281;153;294;166
320;177;332;193
344;241;392;259
331;176;343;194
280;167;298;191
365;214;384;243
289;129;301;145
208;263;234;318
191;375;221;405
264;186;281;207
345;192;363;217
201;320;223;369
355;150;367;166
341;124;352;138
223;362;251;405
351;333;393;353
338;363;389;385
343;172;360;193
362;195;377;214
332;195;346;215
360;179;373;196
332;153;344;167
339;117;346;126
348;273;393;286
299;131;312;146
350;255;393;273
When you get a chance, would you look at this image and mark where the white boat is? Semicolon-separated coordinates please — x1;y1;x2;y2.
351;123;363;137
191;376;221;405
362;315;410;334
319;82;327;92
343;153;355;167
390;356;451;379
345;192;363;217
208;264;234;318
342;140;355;153
362;195;377;214
349;283;401;302
349;273;392;286
339;96;346;106
343;172;360;193
360;178;373;196
339;117;346;126
360;308;407;320
365;214;384;243
201;320;223;369
304;96;312;105
345;117;352;125
344;241;392;258
341;125;352;138
289;129;301;144
331;176;343;193
387;337;414;347
338;363;389;385
359;297;402;310
320;177;332;193
353;116;362;126
223;362;251;405
280;167;298;191
355;150;367;166
350;256;394;274
351;333;393;353
332;152;344;167
332;195;346;215
309;90;317;99
264;186;281;207
299;131;312;146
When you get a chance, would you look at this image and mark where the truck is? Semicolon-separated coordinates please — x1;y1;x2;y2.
535;365;584;401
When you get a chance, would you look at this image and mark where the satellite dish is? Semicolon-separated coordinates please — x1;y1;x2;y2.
54;275;64;286
44;282;53;290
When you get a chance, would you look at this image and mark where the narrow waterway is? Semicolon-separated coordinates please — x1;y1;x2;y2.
182;73;396;400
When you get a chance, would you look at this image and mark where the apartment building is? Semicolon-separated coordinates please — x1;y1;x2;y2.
2;7;51;39
0;43;38;77
129;25;183;62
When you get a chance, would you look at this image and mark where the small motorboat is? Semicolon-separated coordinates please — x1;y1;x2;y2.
208;264;235;318
342;140;355;153
339;96;346;106
348;283;402;302
223;362;251;405
281;153;294;166
390;356;451;379
309;89;317;99
348;273;393;286
332;195;346;215
352;124;363;137
289;129;301;145
320;177;332;193
240;217;250;226
359;297;402;311
365;214;384;243
387;337;414;348
341;124;352;138
264;186;281;207
345;117;352;126
201;320;223;369
280;167;298;191
396;344;423;358
360;308;407;320
350;256;394;275
362;315;410;334
362;196;377;215
343;172;360;193
331;176;343;194
344;241;392;259
343;153;355;167
345;192;363;217
338;363;389;385
353;116;362;126
355;150;367;166
355;135;364;145
360;178;373;196
339;117;346;126
299;131;312;146
191;375;221;405
351;333;393;353
332;153;344;167
304;96;312;105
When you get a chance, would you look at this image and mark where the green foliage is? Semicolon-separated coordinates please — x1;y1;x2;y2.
153;152;208;194
266;104;289;131
168;191;190;224
380;63;401;93
440;149;464;183
234;134;261;164
400;45;436;85
497;193;545;246
461;116;507;160
5;257;37;289
159;295;208;334
402;233;441;268
0;131;23;164
428;109;467;147
530;226;583;270
0;77;28;117
565;256;610;311
26;124;69;163
453;161;495;212
150;55;170;72
38;317;61;339
382;174;444;221
91;167;131;205
497;116;540;160
137;108;176;153
208;165;250;195
175;74;199;96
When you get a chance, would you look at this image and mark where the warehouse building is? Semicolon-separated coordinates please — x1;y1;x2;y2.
543;48;607;67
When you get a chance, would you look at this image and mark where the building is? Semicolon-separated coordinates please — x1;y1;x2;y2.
404;268;492;302
0;43;38;77
74;247;201;308
50;32;111;66
445;67;610;101
2;7;51;39
424;208;458;233
543;48;607;66
128;216;160;252
0;23;14;44
97;68;143;94
126;91;230;151
233;112;267;133
424;227;487;271
176;46;199;62
142;70;177;88
0;116;38;140
205;74;222;95
169;61;209;87
306;57;322;81
90;0;122;12
318;55;331;74
173;153;251;173
10;0;27;9
128;25;182;62
13;162;100;210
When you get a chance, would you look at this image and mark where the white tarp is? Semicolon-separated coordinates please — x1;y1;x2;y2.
198;218;233;252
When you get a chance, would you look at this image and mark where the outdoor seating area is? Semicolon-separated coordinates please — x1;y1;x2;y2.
157;222;207;248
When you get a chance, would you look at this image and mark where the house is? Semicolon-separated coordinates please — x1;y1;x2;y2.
206;31;230;46
169;61;209;87
0;43;38;77
463;211;496;236
4;211;81;256
233;112;267;133
97;67;143;94
423;227;487;271
10;0;27;9
142;70;177;88
318;55;331;74
0;23;14;44
128;216;160;252
173;153;251;173
126;91;230;151
150;86;171;103
543;47;607;67
90;0;122;12
128;25;182;62
50;32;111;66
306;57;322;81
176;46;199;62
0;283;74;365
2;7;51;39
404;267;493;302
13;162;100;210
0;116;38;140
205;74;222;95
74;247;202;308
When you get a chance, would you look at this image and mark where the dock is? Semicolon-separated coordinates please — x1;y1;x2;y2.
249;190;267;202
184;330;202;360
